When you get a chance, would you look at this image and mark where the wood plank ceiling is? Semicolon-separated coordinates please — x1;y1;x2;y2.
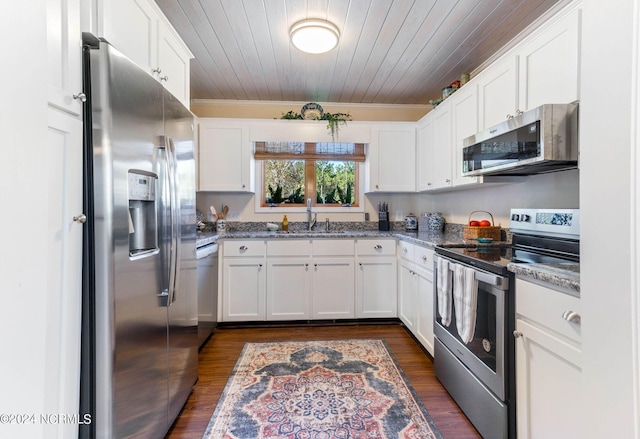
156;0;562;105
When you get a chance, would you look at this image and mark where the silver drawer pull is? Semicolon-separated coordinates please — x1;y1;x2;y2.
374;245;382;250
421;255;427;261
239;245;248;251
562;311;581;324
513;330;523;338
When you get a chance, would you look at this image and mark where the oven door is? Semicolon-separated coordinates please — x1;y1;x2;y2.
434;255;509;400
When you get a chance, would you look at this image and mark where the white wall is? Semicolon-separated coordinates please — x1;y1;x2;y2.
580;0;640;437
424;169;579;227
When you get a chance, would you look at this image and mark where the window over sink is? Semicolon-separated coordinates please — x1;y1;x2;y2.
254;142;365;212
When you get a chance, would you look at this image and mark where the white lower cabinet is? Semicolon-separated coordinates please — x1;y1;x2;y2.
312;258;356;319
515;278;582;439
397;240;435;355
266;258;312;320
355;238;397;318
398;261;416;330
414;267;434;355
221;240;266;321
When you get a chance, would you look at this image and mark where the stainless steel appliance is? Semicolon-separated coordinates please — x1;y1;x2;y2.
433;208;580;439
196;239;219;348
79;38;197;439
462;103;578;176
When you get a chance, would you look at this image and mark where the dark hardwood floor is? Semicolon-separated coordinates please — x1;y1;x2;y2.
166;323;481;439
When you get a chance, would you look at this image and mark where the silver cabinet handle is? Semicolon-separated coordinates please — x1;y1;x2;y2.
73;93;86;102
445;179;451;183
239;245;248;251
516;109;523;116
513;330;523;338
421;255;427;261
374;244;382;250
562;311;581;324
152;67;162;74
73;214;87;223
375;184;379;189
403;247;408;253
160;76;168;82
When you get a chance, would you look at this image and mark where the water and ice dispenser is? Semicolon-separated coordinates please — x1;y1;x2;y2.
128;171;158;257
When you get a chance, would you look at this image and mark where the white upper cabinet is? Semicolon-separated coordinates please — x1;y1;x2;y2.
47;0;83;116
429;100;453;190
477;3;581;130
451;84;480;187
198;119;254;192
477;56;519;130
367;124;416;192
416;114;434;191
83;0;193;106
517;7;581;111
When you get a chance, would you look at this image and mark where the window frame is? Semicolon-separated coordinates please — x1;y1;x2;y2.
254;158;365;214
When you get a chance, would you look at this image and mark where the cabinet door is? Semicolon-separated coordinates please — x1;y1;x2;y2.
266;258;312;320
518;7;581;111
416;114;434;191
311;258;355;319
47;0;83;116
414;268;434;355
478;56;519;129
397;262;416;330
515;318;582;439
451;86;481;187
430;101;452;190
157;22;191;106
198;120;253;192
369;125;416;192
102;0;157;74
221;258;265;321
355;257;397;318
45;108;84;439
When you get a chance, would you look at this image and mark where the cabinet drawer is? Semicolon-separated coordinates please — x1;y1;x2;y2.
267;239;311;256
313;239;354;256
223;240;266;257
516;278;581;343
356;238;396;256
397;240;415;261
413;246;434;271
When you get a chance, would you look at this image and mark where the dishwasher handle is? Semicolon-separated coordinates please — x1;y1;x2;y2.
196;243;219;259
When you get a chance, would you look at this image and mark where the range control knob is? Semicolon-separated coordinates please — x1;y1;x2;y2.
521;214;530;222
511;214;520;221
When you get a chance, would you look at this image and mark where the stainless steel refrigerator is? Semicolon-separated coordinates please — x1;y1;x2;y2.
80;37;198;439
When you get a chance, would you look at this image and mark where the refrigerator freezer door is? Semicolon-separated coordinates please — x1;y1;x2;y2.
90;41;169;439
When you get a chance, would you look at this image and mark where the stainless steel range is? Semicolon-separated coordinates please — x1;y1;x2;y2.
433;208;579;439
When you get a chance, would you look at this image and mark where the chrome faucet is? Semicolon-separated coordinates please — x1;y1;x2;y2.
307;198;317;230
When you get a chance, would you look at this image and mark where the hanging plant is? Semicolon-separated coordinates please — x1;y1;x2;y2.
279;104;352;141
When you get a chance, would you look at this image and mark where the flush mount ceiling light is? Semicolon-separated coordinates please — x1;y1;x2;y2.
290;19;340;54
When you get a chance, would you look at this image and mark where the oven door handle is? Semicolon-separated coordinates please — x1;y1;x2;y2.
436;256;509;289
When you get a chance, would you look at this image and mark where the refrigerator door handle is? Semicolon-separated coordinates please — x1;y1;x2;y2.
167;137;181;305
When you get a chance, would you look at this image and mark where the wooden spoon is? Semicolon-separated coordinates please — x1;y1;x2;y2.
222;205;229;218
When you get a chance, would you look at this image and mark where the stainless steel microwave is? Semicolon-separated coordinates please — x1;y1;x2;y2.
462;103;578;176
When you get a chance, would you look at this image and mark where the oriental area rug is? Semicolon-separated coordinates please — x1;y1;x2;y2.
202;339;443;439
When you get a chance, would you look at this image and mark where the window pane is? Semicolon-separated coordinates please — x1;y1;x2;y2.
264;160;305;204
315;161;355;205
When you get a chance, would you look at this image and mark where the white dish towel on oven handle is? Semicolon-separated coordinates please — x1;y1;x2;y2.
453;263;478;344
436;257;452;326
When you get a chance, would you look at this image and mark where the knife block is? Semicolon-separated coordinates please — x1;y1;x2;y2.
378;211;390;231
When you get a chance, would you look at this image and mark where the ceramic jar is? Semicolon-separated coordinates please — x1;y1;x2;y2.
405;213;418;231
426;212;445;231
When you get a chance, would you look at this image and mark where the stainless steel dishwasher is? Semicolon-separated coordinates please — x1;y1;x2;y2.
196;241;218;348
